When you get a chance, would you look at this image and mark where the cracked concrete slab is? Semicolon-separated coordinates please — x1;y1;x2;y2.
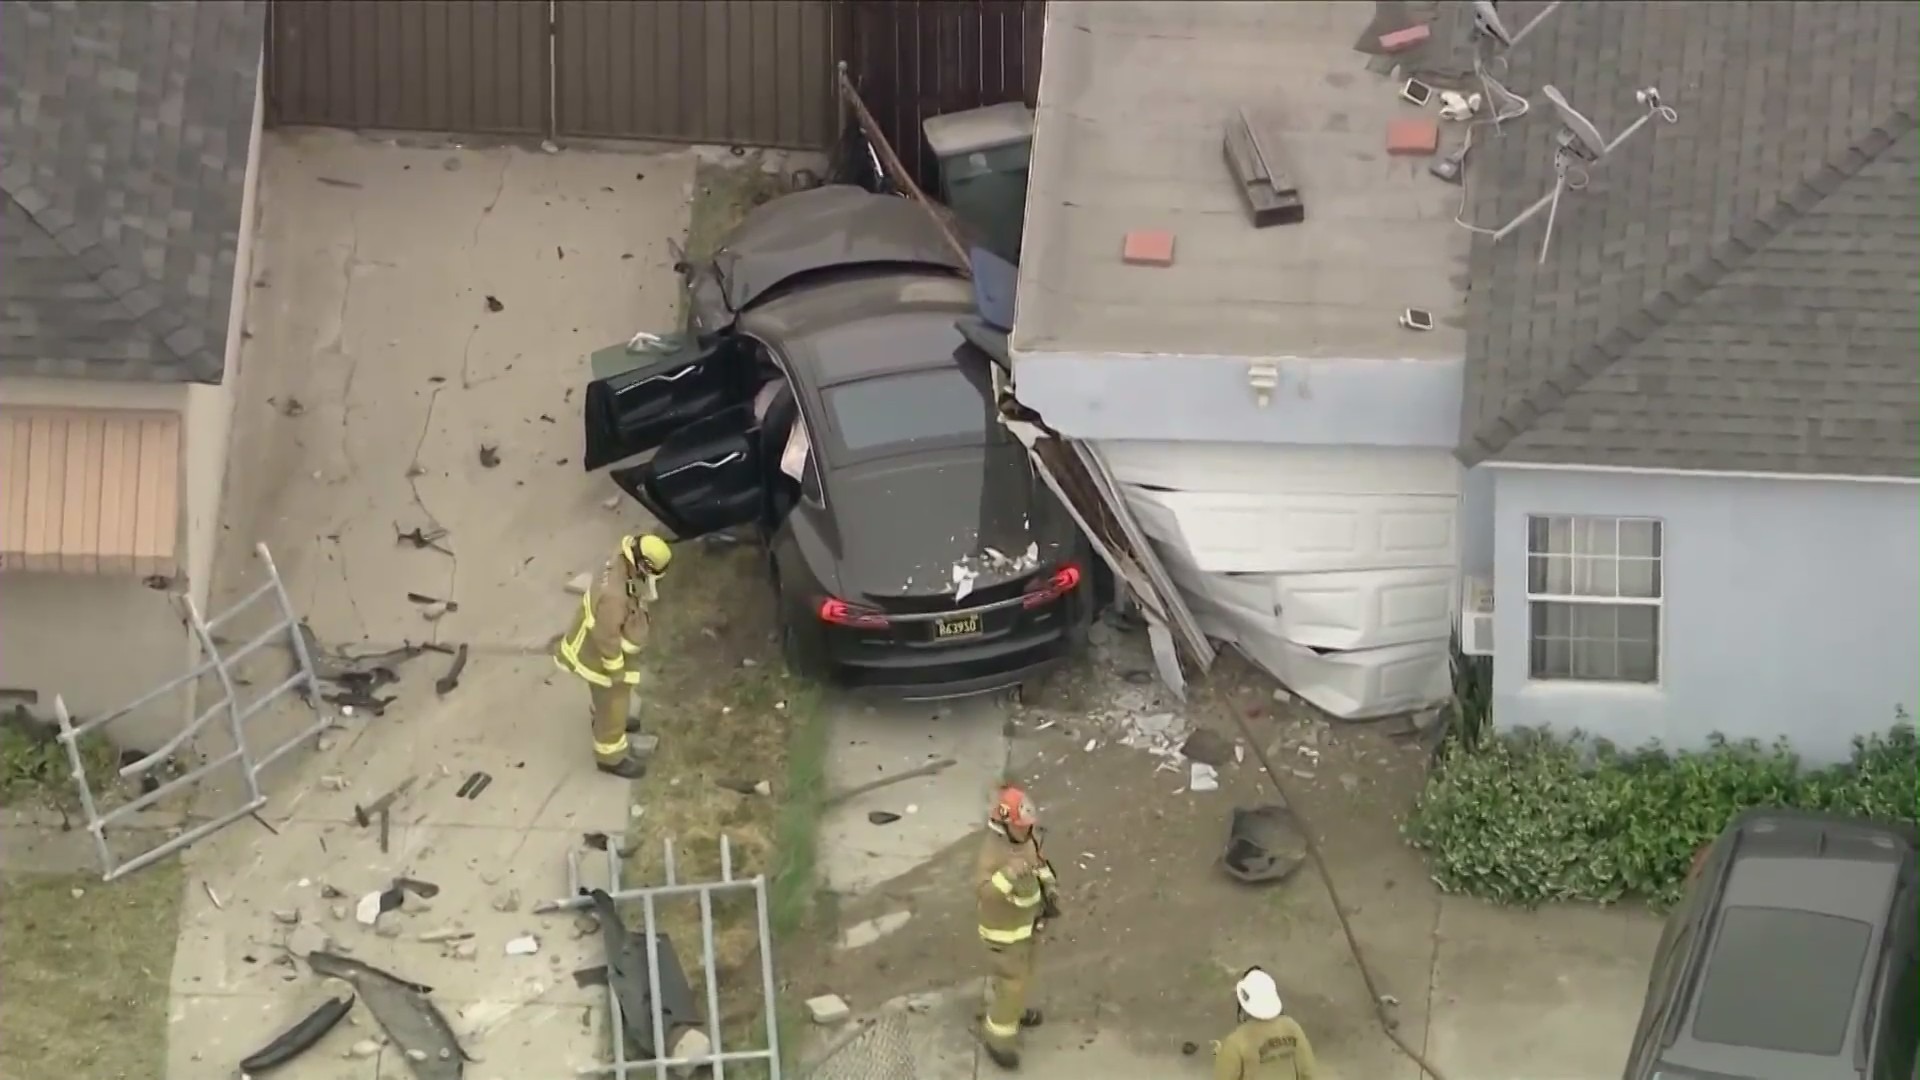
1425;897;1662;1080
166;129;698;1080
818;695;1013;897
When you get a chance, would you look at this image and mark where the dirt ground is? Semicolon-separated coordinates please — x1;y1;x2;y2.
791;624;1446;1074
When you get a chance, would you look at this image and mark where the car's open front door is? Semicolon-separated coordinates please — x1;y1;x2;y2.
610;404;764;540
582;336;750;470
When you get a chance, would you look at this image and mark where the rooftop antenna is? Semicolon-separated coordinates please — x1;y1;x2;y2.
1471;0;1563;54
1490;84;1680;263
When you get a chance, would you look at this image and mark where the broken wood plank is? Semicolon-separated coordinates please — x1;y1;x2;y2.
1225;106;1306;227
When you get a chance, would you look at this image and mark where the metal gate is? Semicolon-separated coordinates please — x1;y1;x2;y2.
537;834;785;1077
266;0;836;149
56;543;324;881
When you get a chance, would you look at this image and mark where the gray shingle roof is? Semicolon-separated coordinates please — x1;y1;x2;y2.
0;0;265;385
1458;1;1920;478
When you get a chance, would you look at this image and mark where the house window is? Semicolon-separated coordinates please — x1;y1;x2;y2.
1526;515;1663;683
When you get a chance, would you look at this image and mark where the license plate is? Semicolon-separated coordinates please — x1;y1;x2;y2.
934;613;982;639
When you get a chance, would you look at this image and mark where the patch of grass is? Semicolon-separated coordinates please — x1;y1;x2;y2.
679;157;793;325
0;719;121;813
0;862;183;1080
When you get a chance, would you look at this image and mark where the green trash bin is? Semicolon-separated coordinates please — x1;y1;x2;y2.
923;102;1036;264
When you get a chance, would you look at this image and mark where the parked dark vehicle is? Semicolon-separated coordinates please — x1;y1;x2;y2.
583;185;1092;699
1624;809;1919;1080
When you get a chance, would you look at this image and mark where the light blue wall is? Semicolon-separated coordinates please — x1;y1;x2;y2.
1491;468;1920;766
1459;465;1495;576
1013;352;1465;447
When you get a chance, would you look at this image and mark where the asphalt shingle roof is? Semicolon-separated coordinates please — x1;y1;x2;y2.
1458;1;1920;477
0;0;265;385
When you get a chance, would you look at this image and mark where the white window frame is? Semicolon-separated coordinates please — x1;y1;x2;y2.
1524;514;1664;685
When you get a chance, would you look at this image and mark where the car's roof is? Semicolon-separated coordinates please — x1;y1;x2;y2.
739;271;976;386
1656;814;1911;1080
710;185;966;313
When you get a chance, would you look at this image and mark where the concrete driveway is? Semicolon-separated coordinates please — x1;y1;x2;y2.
165;128;704;1078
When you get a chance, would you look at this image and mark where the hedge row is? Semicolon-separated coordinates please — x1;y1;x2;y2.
1404;724;1920;908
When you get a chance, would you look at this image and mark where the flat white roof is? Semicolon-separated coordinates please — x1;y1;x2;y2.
1012;1;1469;362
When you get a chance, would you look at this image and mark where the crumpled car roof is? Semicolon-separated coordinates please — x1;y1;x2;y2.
710;184;966;314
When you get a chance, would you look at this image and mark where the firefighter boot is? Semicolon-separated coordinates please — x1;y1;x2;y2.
1020;1009;1043;1028
983;1043;1021;1071
597;752;648;779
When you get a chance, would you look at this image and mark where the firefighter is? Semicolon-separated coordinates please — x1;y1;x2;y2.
975;784;1054;1070
1213;967;1318;1080
553;534;672;778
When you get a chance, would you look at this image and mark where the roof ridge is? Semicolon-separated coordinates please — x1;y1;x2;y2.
0;160;213;377
1459;98;1919;467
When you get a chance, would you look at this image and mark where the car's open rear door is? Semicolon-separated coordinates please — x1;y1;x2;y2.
611;405;765;540
582;336;751;470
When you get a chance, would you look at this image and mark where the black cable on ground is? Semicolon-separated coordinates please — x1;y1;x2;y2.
1227;707;1453;1080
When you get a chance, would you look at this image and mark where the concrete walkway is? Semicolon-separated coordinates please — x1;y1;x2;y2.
165;129;700;1078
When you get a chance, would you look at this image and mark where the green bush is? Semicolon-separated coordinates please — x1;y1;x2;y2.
1405;723;1920;908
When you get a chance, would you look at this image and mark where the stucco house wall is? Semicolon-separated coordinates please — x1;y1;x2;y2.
1489;466;1920;766
0;62;262;750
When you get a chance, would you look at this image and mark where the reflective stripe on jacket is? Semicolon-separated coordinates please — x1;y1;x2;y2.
975;832;1045;945
554;557;650;686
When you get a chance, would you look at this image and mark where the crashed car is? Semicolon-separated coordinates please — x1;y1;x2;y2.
583;185;1092;699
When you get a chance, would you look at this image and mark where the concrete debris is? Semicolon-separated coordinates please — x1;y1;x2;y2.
566;572;593;595
355;891;387;925
453;942;478;960
320;774;349;792
376;922;403;939
805;994;852;1025
331;905;349;921
491;889;521;913
271;908;301;925
1189;762;1220;792
407;1048;429;1061
601;496;621;510
1114;711;1190;760
505;935;540;956
1273;687;1293;703
570;915;602;940
419;927;471;943
348;1039;381;1059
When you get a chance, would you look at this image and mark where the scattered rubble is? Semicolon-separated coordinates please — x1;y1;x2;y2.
269;907;299;926
1221;804;1309;885
866;810;901;825
477;444;501;468
307;953;467;1077
806;994;851;1025
434;644;469;696
239;994;354;1074
491;889;522;913
484;295;504;313
347;1039;381;1059
1179;727;1233;768
504;935;540;956
1189;762;1220;793
287;924;332;958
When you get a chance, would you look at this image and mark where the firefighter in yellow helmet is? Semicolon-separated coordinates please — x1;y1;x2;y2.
1213;967;1319;1080
553;534;672;778
974;784;1055;1070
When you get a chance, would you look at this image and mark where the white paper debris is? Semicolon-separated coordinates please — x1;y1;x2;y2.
1189;763;1220;792
505;935;540;956
952;564;978;603
354;891;385;925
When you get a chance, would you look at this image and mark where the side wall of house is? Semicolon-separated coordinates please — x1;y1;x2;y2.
1490;467;1920;765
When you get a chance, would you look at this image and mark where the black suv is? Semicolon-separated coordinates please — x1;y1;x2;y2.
1625;810;1919;1080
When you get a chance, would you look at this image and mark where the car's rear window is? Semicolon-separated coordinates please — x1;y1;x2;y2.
1691;905;1872;1055
823;366;994;454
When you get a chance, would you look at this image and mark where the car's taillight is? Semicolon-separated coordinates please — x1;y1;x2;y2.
1022;563;1083;609
818;597;890;629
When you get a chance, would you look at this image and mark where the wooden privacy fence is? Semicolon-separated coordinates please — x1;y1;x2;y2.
266;0;1044;161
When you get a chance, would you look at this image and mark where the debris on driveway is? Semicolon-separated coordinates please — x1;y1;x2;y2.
504;934;540;956
866;810;901;825
715;777;771;796
491;889;522;913
238;993;354;1075
355;886;402;926
353;776;417;829
823;757;957;808
1189;762;1220;792
806;994;851;1025
305;952;468;1078
434;644;469;696
588;888;701;1058
1220;804;1308;885
484;295;504;313
395;525;453;555
477;444;500;468
455;772;491;800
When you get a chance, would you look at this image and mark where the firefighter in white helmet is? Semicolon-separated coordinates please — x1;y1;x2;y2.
1213;967;1319;1079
